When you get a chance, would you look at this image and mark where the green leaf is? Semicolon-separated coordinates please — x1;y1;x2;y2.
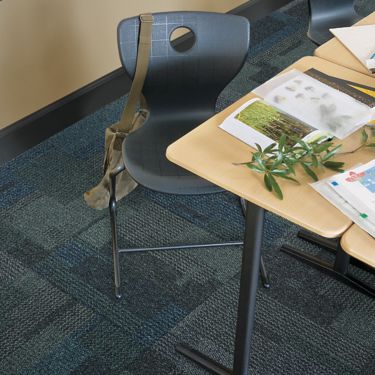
313;142;333;153
323;161;345;172
285;162;296;175
311;154;319;168
264;174;272;192
268;174;283;200
271;151;283;168
301;162;318;181
271;169;290;176
276;174;300;184
285;156;298;164
255;143;263;153
321;145;342;161
365;143;375;148
296;139;310;151
246;163;264;173
323;161;345;168
361;128;369;144
263;143;277;154
278;134;287;151
253;154;266;171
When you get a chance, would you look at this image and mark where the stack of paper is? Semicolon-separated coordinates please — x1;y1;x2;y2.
330;25;375;74
311;159;375;238
219;69;374;150
253;70;373;139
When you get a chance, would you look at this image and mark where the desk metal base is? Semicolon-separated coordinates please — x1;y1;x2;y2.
297;229;338;251
176;201;264;375
297;229;375;273
176;344;232;375
280;243;375;298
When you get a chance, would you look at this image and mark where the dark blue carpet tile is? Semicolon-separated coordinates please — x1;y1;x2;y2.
1;1;375;374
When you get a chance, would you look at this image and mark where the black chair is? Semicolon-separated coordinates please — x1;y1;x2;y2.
307;0;361;45
110;11;269;298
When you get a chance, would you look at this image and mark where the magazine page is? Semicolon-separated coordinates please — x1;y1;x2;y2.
326;159;375;225
253;70;373;139
330;25;375;74
219;98;326;149
311;178;375;238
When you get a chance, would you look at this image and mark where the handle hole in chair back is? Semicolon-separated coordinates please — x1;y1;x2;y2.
170;26;196;53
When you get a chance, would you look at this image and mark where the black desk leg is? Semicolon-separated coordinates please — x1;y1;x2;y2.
232;201;263;374
176;201;264;375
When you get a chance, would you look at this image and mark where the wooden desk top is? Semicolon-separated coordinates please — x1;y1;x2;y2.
341;225;375;268
167;56;375;239
314;12;375;77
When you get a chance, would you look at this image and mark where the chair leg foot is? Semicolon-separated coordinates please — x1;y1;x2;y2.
115;288;122;299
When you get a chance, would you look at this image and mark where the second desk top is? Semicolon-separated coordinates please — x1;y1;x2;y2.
167;56;375;239
314;11;375;77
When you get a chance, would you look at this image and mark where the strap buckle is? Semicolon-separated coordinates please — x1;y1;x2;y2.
140;14;153;23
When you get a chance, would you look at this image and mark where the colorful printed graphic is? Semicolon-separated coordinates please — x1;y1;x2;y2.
345;171;366;182
345;166;375;193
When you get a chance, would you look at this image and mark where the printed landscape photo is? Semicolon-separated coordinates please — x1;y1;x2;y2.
235;100;315;146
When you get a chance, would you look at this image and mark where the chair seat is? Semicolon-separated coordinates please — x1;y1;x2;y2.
123;116;222;195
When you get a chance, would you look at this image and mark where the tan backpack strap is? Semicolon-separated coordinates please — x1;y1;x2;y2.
116;13;153;133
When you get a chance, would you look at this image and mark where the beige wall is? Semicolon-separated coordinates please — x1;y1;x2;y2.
0;0;245;129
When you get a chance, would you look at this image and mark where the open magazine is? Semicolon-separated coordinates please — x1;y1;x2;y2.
311;159;375;238
327;160;375;224
219;70;374;149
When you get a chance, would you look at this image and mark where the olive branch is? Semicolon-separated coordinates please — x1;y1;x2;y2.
236;126;375;200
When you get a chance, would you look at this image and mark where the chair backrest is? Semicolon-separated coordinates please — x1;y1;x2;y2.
118;12;250;118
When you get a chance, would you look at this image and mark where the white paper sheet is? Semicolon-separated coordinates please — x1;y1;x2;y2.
219;98;326;149
311;177;375;239
330;25;375;73
326;159;375;225
253;70;373;139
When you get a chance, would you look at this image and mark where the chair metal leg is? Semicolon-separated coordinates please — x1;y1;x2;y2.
109;165;125;299
241;197;270;289
108;166;247;299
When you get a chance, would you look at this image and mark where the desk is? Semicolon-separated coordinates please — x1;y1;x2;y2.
341;225;375;269
167;56;375;374
314;11;375;77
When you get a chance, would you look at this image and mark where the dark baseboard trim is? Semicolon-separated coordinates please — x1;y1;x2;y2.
0;68;130;163
0;0;293;164
230;0;293;21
